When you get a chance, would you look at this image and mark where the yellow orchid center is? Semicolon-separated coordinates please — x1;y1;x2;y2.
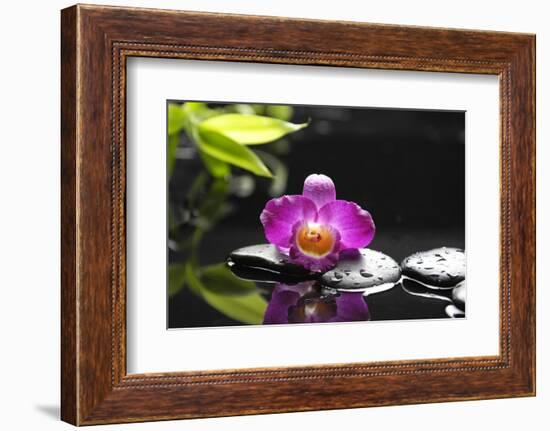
296;222;336;257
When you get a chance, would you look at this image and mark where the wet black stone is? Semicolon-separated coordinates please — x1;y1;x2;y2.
228;264;314;284
367;282;450;320
445;304;465;318
452;281;466;310
402;279;453;304
401;247;465;289
320;248;401;292
227;244;314;278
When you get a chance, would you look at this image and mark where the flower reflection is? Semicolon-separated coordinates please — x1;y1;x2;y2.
263;282;370;325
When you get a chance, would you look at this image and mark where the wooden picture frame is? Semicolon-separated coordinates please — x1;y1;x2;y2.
61;4;535;425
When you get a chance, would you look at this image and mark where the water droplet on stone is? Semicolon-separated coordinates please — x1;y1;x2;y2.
320;249;401;292
401;247;465;289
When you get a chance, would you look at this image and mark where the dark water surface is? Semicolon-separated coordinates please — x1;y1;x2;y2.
169;228;465;328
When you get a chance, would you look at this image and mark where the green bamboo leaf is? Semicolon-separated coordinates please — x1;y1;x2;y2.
182;102;219;125
185;263;203;296
197;129;273;178
182;101;207;114
185;263;267;324
228;104;256;115
266;105;293;121
168;263;186;297
199;113;307;145
187;125;231;179
198;149;230;179
167;104;187;135
201;263;256;295
201;284;267;325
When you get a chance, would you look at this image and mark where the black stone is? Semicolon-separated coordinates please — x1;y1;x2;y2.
227;244;314;278
445;304;465;318
402;279;453;304
320;248;401;292
452;281;466;310
228;264;314;284
401;247;465;289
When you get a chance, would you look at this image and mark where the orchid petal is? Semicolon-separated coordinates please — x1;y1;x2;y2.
318;200;375;249
263;286;301;324
329;293;371;322
288;223;341;272
260;195;317;248
302;174;336;209
289;245;340;273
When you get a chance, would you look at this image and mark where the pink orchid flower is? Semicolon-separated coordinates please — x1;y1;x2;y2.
260;174;375;272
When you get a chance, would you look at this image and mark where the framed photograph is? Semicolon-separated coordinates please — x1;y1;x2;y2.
61;4;535;425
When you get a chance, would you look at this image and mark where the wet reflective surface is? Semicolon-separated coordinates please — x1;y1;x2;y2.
320;248;401;291
228;244;314;278
222;244;466;325
368;282;454;321
264;282;371;324
169;234;467;328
